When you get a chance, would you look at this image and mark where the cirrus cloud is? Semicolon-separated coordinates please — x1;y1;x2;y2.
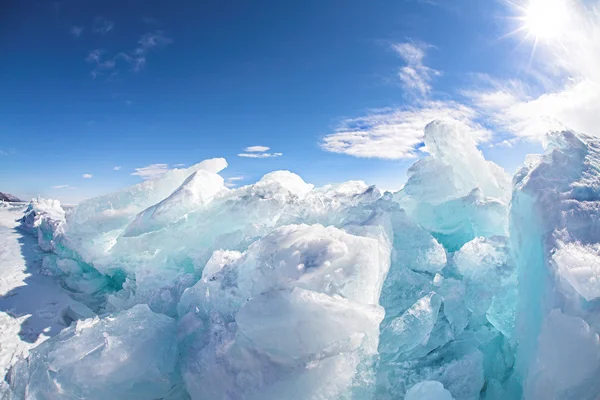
225;176;245;188
237;145;282;159
321;101;489;159
70;26;84;38
92;17;114;35
85;30;172;78
244;146;270;152
131;163;171;180
238;152;283;159
392;42;440;97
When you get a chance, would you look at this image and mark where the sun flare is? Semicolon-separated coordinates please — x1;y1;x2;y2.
504;0;578;60
519;0;572;41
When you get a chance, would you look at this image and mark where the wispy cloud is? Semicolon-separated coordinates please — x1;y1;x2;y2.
86;49;116;79
86;49;104;63
52;185;75;189
238;152;283;159
244;146;270;152
70;26;84;38
113;166;121;171
92;17;114;35
172;163;186;167
321;101;488;159
85;30;172;77
225;176;245;188
130;30;172;72
238;146;282;159
392;42;440;97
82;174;93;179
137;31;172;53
131;163;171;180
488;138;519;149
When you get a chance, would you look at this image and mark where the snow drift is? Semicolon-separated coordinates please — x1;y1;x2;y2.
4;120;600;400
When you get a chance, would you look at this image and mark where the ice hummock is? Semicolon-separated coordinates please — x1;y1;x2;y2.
4;121;600;400
18;198;66;252
396;120;511;251
7;304;180;399
511;130;600;399
176;223;389;399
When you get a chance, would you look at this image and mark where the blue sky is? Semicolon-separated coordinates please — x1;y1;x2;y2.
1;0;597;203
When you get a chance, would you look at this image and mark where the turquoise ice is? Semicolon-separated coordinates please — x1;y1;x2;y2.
6;122;600;400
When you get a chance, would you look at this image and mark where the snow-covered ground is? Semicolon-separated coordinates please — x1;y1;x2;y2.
0;204;89;395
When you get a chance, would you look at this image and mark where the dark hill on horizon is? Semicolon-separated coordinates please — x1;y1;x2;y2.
0;192;23;202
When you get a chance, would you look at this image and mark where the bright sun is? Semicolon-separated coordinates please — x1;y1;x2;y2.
520;0;571;40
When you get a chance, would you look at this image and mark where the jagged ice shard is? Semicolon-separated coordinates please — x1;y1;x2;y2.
5;120;600;400
511;131;600;400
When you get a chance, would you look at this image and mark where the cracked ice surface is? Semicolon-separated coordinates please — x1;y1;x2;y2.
2;121;600;399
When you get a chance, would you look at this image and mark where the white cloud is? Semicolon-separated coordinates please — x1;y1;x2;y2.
392;42;440;97
238;152;283;159
488;138;519;148
113;166;121;171
321;101;489;159
52;185;74;189
70;26;84;37
466;79;600;141
131;163;171;180
244;146;270;152
225;176;245;188
92;17;114;35
130;162;187;180
82;174;93;179
238;145;282;159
